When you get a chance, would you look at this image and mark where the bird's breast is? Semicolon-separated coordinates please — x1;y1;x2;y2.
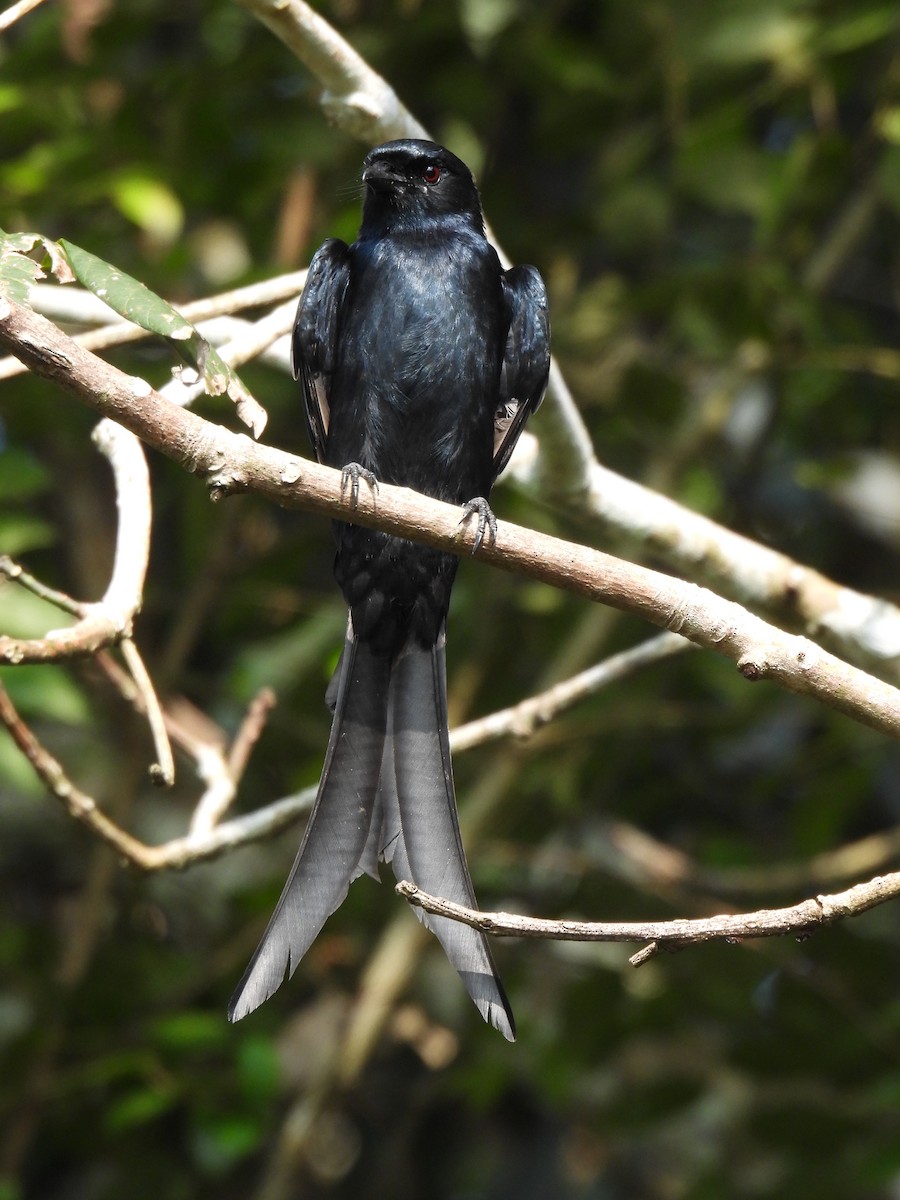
326;233;506;499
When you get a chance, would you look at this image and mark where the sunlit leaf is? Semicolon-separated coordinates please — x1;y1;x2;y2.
0;664;91;724
0;230;73;300
106;1085;179;1131
151;1011;224;1051
0;512;56;556
109;169;185;244
59;239;266;436
0;448;51;501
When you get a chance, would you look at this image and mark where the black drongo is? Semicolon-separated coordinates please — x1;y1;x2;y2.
229;140;550;1040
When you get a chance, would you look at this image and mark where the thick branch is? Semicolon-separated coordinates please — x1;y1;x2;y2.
2;295;900;739
581;460;900;673
234;0;428;142
235;0;900;678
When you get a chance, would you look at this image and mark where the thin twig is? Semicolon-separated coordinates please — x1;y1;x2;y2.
0;680;164;868
0;272;307;381
0;627;687;873
0;556;85;617
395;873;900;962
0;0;49;33
189;746;241;837
452;631;692;752
119;638;175;788
228;687;277;781
0;418;151;663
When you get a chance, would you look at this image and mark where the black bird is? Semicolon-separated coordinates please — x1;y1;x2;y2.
228;140;549;1039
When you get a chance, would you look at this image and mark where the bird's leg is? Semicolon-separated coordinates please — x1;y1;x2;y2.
340;462;379;507
460;497;498;555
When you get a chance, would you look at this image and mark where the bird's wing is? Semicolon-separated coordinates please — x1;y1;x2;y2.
377;632;516;1041
228;631;390;1022
492;264;551;481
291;238;352;465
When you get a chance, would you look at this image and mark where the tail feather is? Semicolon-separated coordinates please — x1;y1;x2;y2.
228;634;390;1022
229;625;515;1040
385;634;516;1041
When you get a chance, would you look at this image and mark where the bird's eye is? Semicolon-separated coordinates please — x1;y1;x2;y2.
422;163;442;185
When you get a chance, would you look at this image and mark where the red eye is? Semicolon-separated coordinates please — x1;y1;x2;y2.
422;163;442;184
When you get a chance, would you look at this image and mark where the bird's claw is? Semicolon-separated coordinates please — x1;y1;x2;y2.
460;497;497;555
340;462;379;506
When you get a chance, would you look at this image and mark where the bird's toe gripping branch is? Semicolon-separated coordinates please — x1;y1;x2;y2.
340;462;379;506
460;497;498;555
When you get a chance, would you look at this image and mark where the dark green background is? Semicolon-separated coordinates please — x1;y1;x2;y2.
4;2;900;1196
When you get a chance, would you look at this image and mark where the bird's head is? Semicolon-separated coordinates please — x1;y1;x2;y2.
359;139;484;236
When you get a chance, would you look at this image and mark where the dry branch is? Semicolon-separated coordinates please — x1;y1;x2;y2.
395;874;900;964
2;295;900;739
0;418;150;664
234;0;900;677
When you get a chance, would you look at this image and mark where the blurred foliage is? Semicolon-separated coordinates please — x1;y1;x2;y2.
4;0;900;1197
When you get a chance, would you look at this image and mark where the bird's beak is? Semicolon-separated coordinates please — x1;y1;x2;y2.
362;160;403;192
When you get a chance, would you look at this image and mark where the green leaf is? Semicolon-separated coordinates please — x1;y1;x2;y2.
108;169;184;244
0;233;44;302
693;9;814;69
0;84;23;117
59;239;193;338
0;665;92;724
236;1035;281;1105
0;512;56;556
106;1085;179;1132
0;447;51;502
816;7;899;55
191;1115;264;1174
151;1011;224;1051
0;231;75;301
58;239;267;437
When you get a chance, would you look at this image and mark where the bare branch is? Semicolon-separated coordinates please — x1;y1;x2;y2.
580;459;900;676
0;679;163;869
395;873;900;961
92;648;269;839
0;672;314;870
1;630;681;881
234;0;900;680
0;418;150;663
119;638;175;788
2;295;900;740
234;0;428;142
0;0;49;33
452;631;692;752
227;687;277;782
0;556;84;617
186;690;277;838
0;272;307;381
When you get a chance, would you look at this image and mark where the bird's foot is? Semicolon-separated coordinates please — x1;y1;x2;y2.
340;462;379;506
460;496;497;555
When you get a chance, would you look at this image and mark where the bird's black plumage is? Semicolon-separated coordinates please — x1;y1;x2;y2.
229;140;549;1039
